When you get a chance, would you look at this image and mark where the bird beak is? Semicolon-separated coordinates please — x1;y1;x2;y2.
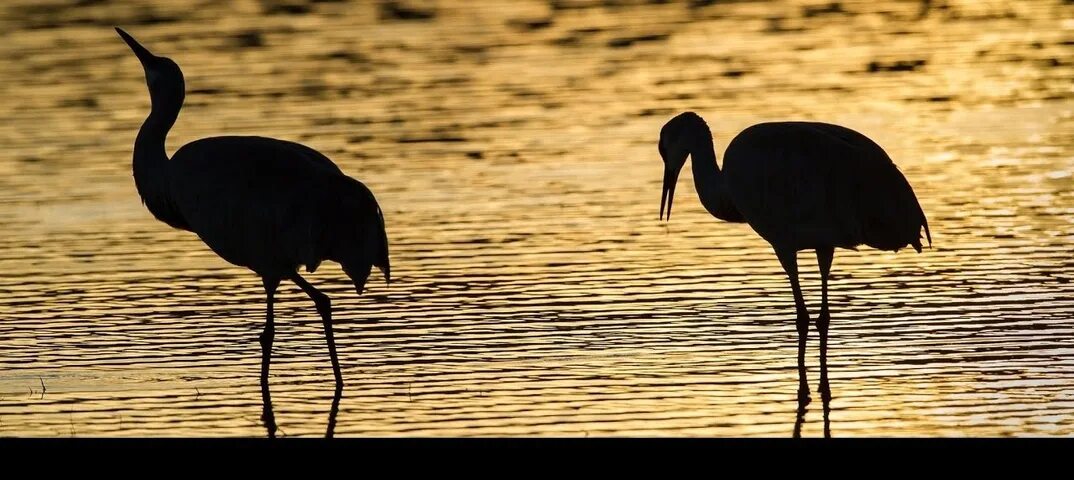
660;163;681;221
115;27;156;68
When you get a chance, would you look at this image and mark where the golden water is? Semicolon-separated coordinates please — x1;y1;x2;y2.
1;0;1072;437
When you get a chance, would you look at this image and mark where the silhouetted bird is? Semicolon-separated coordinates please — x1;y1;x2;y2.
658;112;930;405
115;28;389;436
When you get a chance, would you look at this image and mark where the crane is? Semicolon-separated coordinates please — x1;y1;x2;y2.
116;27;390;437
657;111;930;406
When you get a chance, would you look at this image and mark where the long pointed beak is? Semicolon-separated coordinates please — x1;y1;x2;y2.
115;27;156;68
660;164;680;221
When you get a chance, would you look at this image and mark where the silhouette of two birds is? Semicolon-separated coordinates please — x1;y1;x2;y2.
116;28;930;420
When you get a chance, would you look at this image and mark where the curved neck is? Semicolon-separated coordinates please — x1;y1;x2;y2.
133;93;180;200
688;126;745;223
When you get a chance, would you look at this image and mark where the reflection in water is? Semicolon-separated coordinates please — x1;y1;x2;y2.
824;396;831;439
260;376;341;439
794;378;832;439
1;0;1073;436
327;384;342;439
261;390;276;438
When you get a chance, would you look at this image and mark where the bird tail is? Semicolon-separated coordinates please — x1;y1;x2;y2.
921;213;932;248
375;206;391;286
866;164;932;254
336;184;390;294
907;202;932;254
914;190;932;252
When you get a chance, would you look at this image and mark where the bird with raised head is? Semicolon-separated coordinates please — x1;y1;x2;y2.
115;27;390;437
657;111;930;407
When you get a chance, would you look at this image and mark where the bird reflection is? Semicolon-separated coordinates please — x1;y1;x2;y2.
260;369;343;438
327;384;342;438
793;368;832;438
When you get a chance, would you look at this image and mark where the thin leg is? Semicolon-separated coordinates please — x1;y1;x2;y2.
816;247;833;404
260;276;280;439
291;273;344;390
776;247;810;406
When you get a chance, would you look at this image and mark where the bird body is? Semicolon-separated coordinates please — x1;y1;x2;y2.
167;136;388;283
722;121;930;253
116;27;388;437
658;112;930;413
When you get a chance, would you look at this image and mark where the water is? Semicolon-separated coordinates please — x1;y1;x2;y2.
1;0;1073;437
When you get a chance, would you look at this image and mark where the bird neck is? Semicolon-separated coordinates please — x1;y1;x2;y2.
689;130;745;223
132;94;180;203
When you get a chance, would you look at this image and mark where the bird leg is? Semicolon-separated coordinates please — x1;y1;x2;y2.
291;274;344;391
776;248;811;406
816;247;834;404
260;276;280;439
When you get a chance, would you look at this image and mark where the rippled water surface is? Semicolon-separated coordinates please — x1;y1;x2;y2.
2;0;1073;437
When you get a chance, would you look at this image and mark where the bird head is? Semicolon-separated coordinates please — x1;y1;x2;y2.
658;112;701;221
116;27;185;110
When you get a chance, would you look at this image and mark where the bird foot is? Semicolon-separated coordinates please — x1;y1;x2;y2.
797;389;812;407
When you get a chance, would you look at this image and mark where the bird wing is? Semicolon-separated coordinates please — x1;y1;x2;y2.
725;122;929;252
800;123;931;252
166;136;385;277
